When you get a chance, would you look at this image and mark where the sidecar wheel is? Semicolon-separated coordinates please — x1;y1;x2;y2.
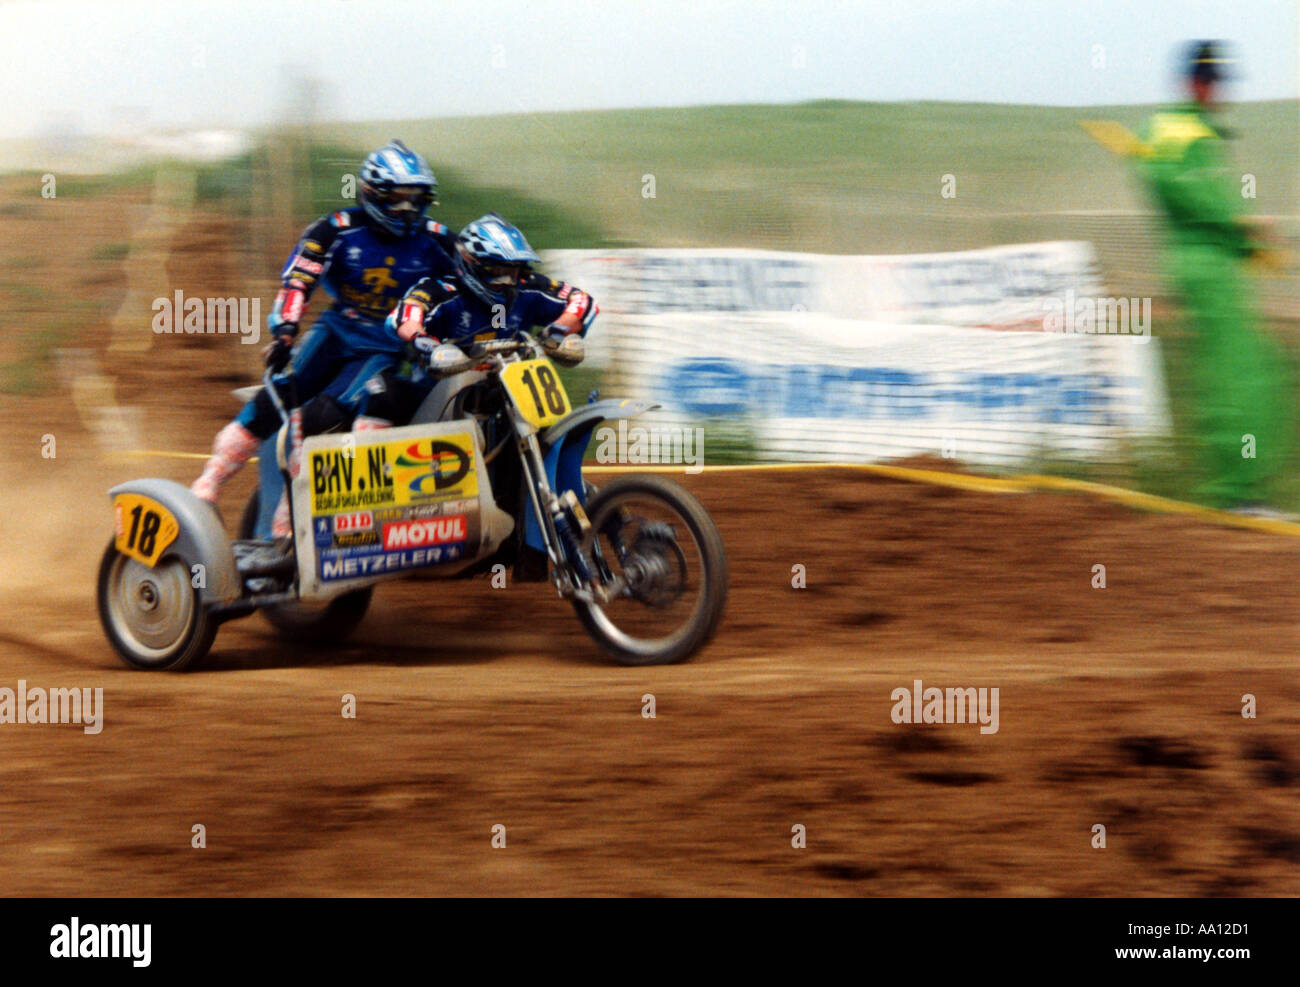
97;541;216;671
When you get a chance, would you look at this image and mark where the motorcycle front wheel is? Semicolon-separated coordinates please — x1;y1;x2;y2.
573;475;727;665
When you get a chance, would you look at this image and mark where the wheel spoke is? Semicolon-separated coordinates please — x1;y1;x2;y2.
582;491;712;655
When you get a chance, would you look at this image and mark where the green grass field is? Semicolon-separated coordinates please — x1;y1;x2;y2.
5;99;1299;498
8;98;1296;259
329;99;1299;254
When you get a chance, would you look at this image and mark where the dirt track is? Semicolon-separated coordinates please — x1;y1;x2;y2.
1;450;1298;895
1;188;1298;896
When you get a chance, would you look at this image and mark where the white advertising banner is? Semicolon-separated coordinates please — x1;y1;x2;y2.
544;241;1106;330
541;243;1168;466
599;312;1170;467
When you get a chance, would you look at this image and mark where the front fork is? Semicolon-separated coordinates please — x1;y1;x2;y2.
517;430;614;603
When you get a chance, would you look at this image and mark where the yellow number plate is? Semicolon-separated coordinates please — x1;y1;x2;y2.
501;357;572;428
113;494;180;568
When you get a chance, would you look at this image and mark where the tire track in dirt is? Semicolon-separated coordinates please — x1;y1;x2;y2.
0;465;1297;894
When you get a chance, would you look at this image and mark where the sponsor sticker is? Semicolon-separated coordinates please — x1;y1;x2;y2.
382;514;467;551
334;511;373;532
334;531;380;549
310;433;479;581
309;433;477;514
319;543;464;581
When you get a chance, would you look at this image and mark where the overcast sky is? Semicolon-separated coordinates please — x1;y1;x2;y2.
2;0;1296;138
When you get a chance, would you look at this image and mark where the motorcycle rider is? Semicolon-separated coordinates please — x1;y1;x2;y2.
354;213;597;431
190;140;457;535
263;214;597;546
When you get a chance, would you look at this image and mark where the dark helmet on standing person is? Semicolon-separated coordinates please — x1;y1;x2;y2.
1185;40;1234;84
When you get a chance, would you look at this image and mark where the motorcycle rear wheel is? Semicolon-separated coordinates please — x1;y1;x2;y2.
238;489;372;644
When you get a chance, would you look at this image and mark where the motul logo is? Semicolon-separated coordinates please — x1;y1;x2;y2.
382;515;467;550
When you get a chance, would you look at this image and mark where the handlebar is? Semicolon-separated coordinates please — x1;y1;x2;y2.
464;336;536;360
426;335;541;378
262;336;540;407
263;369;291;424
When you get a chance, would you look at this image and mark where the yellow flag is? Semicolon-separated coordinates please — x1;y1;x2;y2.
1251;247;1292;274
1079;120;1151;159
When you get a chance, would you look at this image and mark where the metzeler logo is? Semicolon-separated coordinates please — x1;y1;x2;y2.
382;515;467;550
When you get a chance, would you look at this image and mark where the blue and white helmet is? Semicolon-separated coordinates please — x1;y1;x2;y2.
454;213;540;305
358;140;438;237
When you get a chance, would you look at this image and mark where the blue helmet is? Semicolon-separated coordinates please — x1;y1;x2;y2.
359;140;438;237
454;213;540;305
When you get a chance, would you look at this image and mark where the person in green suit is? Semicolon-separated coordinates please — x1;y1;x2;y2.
1136;40;1292;512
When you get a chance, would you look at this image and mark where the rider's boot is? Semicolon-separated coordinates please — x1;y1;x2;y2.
192;421;260;504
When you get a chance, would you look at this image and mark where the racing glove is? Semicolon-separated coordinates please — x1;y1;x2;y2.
410;333;438;359
262;327;296;372
540;325;585;368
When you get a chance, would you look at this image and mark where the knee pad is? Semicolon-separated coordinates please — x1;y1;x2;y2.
236;388;284;439
357;371;408;423
299;393;352;437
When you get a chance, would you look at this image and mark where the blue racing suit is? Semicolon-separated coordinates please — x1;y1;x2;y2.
358;272;599;424
237;206;457;436
237;207;456;536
